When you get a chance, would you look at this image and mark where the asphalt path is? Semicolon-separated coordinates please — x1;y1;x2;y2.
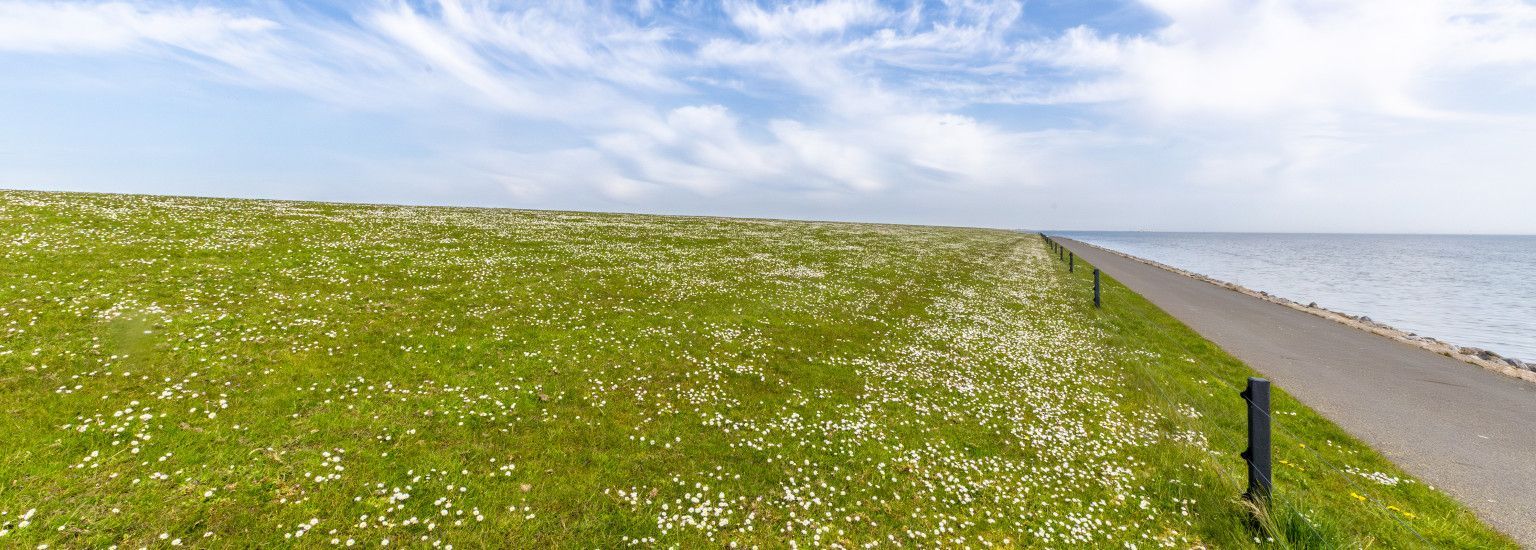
1054;237;1536;545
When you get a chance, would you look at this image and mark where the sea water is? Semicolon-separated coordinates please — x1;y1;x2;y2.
1056;232;1536;362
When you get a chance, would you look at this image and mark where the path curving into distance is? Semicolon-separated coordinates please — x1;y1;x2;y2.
1054;237;1536;545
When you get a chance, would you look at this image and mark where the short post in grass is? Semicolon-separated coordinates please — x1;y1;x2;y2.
1069;252;1074;273
1241;377;1273;506
1092;269;1101;308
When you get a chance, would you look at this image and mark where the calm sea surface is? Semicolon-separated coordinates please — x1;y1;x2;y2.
1056;232;1536;362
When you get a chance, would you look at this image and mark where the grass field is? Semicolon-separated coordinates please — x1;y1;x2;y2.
0;190;1511;548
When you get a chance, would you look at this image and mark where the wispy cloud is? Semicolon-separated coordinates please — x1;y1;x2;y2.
1025;0;1536;119
0;2;274;53
726;0;893;38
2;0;1536;232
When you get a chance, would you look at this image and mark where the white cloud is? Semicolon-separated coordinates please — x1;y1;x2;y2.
0;2;274;53
0;0;1051;204
726;0;892;38
3;0;1536;232
1030;0;1536;120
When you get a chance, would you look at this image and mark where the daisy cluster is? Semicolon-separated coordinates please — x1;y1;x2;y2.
0;191;1233;547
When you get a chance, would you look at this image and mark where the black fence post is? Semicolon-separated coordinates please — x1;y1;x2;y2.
1093;269;1101;308
1069;252;1074;273
1241;377;1273;506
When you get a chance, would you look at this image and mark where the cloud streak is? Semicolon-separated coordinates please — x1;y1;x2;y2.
0;2;274;53
2;0;1535;232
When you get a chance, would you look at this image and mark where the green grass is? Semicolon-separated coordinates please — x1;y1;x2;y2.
0;190;1511;548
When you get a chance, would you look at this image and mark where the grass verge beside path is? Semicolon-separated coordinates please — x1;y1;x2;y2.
0;190;1512;548
1065;242;1512;547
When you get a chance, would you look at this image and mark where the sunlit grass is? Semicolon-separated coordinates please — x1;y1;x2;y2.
0;190;1511;548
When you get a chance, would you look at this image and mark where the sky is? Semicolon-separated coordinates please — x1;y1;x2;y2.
2;0;1535;234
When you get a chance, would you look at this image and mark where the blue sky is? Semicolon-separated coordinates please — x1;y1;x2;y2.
2;1;1535;233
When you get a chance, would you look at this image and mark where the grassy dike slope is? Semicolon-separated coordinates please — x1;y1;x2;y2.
0;190;1510;548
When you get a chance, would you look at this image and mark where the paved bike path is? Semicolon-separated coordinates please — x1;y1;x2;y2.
1054;237;1536;544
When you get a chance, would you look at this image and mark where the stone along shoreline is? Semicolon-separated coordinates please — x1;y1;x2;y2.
1061;238;1536;384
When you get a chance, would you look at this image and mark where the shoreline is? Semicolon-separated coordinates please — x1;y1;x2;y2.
1064;238;1536;385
